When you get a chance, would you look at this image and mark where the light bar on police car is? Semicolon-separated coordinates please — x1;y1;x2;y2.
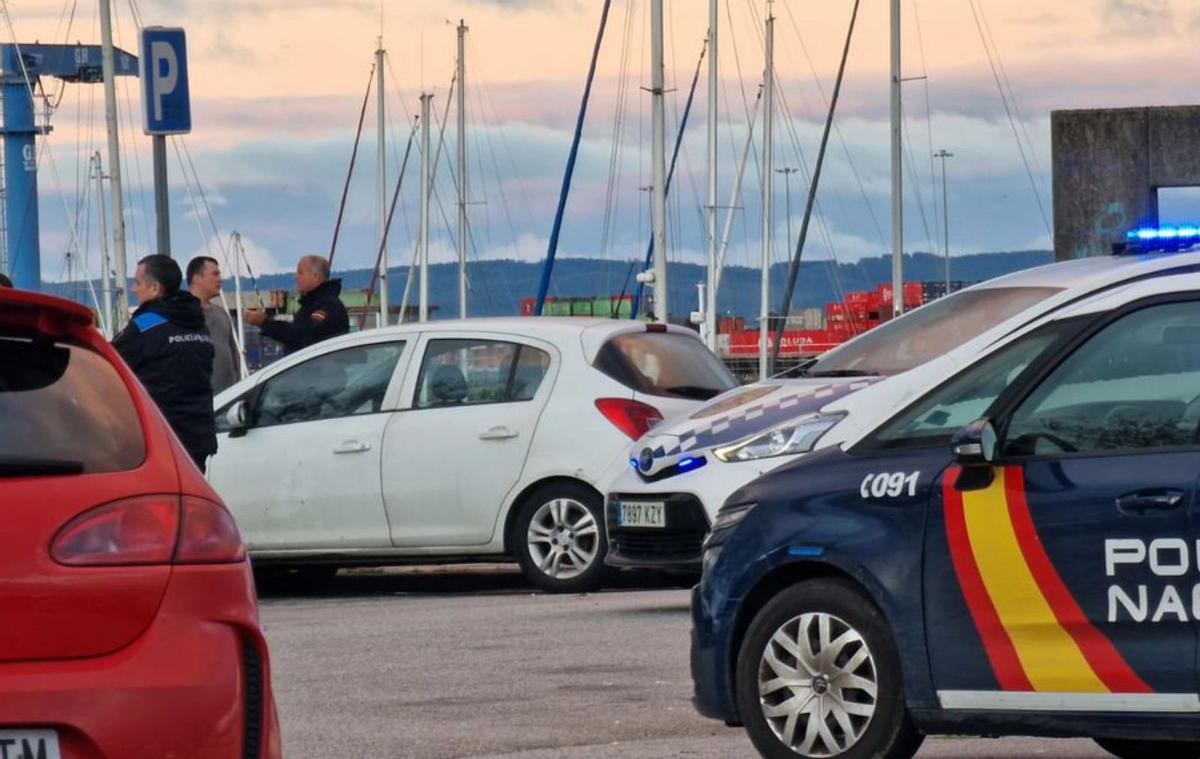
1124;224;1200;252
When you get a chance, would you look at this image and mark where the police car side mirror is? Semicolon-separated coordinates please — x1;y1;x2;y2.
227;400;250;438
951;417;996;491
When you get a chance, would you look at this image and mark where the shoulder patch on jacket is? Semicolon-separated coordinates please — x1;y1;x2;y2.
132;312;169;332
311;309;328;322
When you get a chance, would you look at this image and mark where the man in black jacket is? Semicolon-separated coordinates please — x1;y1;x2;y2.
243;255;349;355
113;255;218;472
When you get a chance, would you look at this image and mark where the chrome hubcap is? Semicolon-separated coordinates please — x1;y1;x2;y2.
758;612;878;757
526;498;599;580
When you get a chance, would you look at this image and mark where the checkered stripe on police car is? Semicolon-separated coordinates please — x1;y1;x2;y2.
662;381;874;458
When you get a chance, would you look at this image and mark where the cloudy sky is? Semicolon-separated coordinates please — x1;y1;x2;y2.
11;0;1200;292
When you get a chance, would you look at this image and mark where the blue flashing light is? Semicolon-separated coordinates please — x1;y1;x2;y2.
1124;224;1200;253
788;546;825;557
676;456;706;473
629;458;639;470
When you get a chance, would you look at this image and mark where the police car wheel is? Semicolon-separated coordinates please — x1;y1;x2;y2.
736;579;923;759
1095;738;1200;759
513;483;609;594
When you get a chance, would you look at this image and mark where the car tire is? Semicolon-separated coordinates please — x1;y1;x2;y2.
735;579;924;759
1095;739;1200;759
513;482;610;594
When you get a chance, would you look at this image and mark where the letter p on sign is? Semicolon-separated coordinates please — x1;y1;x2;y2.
140;27;191;135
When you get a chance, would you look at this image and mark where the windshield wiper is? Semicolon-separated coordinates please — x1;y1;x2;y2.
0;458;85;477
804;369;880;378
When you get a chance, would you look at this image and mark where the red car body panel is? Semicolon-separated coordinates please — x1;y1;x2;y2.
0;289;281;758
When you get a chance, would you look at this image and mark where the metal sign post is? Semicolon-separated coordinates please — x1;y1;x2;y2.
140;27;191;257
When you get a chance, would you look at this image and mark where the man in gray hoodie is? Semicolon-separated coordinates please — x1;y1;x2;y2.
187;256;242;394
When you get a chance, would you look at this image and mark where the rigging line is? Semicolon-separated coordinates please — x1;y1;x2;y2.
0;11;91;301
631;36;708;319
967;0;1050;236
726;0;755;125
328;62;377;268
463;45;540;270
781;0;887;254
773;0;863;366
467;56;526;265
466;72;495;255
599;0;636;261
468;46;540;249
111;3;149;252
177;138;243;292
912;0;942;250
604;0;638;288
977;0;1045;181
534;0;614;313
433;71;463;246
901;103;935;249
358;119;419;329
170;138;219;264
770;12;863;270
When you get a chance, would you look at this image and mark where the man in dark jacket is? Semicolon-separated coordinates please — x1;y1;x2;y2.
243;255;349;355
113;254;218;472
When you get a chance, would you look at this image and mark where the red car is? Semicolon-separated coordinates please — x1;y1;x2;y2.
0;288;280;759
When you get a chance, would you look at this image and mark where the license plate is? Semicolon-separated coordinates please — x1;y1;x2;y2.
618;501;666;528
0;730;61;759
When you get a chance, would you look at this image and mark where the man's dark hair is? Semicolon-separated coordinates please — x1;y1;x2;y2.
0;272;11;288
139;254;182;295
186;255;219;284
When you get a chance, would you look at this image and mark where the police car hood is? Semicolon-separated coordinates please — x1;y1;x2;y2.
633;377;878;472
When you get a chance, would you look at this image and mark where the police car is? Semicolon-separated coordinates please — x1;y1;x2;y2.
692;230;1200;758
607;246;1200;573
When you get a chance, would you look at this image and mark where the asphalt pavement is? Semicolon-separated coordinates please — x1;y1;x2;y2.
259;565;1111;758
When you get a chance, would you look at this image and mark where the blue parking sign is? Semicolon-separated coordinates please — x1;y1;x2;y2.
140;27;191;135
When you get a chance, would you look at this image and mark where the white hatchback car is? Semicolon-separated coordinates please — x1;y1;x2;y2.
606;248;1200;572
208;318;736;592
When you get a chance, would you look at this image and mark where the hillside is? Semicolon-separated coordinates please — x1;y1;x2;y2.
244;249;1054;321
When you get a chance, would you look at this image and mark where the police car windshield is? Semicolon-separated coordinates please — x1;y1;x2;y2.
805;286;1062;377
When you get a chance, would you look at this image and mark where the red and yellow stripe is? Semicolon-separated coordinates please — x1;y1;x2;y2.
943;465;1150;693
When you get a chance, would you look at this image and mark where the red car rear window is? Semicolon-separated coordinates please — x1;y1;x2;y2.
0;334;145;476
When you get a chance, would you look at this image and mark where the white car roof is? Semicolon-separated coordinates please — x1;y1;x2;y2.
215;316;703;405
970;250;1200;291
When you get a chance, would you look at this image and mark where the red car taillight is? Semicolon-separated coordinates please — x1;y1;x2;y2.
595;398;663;440
176;496;247;564
51;495;245;566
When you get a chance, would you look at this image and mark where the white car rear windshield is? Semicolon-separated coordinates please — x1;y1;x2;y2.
595;332;737;400
0;335;145;476
805;286;1063;377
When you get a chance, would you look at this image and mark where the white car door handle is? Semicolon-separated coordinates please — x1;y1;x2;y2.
333;440;372;454
479;426;519;441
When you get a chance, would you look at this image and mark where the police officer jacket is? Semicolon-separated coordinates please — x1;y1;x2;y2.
113;292;218;461
261;278;350;355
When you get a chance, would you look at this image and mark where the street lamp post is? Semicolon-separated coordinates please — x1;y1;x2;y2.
775;167;799;334
775;167;800;260
935;149;954;293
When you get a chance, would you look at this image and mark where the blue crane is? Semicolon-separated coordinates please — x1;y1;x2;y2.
1;43;137;290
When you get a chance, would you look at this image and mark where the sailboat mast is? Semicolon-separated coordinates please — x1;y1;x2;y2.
233;232;247;379
98;0;129;326
890;0;903;318
759;8;775;381
94;152;113;338
650;0;668;324
705;0;719;349
376;40;389;327
457;20;468;319
419;92;432;323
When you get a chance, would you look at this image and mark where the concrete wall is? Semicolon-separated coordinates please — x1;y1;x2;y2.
1052;105;1200;261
